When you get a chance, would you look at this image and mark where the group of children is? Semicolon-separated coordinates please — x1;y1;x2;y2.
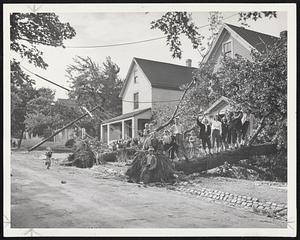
106;109;252;160
194;110;252;155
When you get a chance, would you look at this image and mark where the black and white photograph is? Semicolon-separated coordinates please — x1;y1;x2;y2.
3;3;297;237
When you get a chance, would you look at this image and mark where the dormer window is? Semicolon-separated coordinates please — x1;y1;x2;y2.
222;40;233;58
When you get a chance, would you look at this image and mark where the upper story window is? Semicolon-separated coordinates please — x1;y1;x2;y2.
222;40;233;58
133;69;138;84
133;92;139;109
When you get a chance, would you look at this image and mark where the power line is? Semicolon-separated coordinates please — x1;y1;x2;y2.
20;65;71;92
19;65;116;118
62;13;239;49
15;13;238;51
66;36;167;49
122;99;180;103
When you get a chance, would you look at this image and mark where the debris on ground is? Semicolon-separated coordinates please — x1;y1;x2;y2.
125;151;176;184
65;140;95;168
61;180;67;184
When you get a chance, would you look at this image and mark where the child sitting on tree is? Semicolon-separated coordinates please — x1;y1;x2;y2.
140;146;157;184
45;147;53;169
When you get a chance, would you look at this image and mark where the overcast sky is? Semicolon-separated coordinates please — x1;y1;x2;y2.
17;11;287;99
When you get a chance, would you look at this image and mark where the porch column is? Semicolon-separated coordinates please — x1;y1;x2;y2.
121;120;125;139
100;124;104;141
131;117;135;138
107;124;111;144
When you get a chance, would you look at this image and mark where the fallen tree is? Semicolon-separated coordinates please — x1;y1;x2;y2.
175;143;277;174
125;151;175;183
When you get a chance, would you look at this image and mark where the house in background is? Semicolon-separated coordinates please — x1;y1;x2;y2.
100;57;196;143
203;23;282;67
202;23;285;138
53;98;86;143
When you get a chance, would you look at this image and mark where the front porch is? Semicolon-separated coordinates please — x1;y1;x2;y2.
100;108;151;144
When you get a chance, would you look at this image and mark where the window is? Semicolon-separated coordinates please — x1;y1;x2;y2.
133;92;139;109
133;69;138;83
222;40;233;58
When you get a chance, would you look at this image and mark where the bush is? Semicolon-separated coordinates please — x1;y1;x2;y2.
100;152;117;162
65;138;75;148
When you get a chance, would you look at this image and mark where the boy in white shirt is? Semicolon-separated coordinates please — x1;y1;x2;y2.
211;115;222;153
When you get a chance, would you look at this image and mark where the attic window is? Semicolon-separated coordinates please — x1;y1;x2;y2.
222;40;233;58
133;69;138;83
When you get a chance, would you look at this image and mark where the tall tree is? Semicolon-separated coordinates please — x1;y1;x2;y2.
66;56;123;136
11;61;38;147
24;88;58;137
10;13;76;147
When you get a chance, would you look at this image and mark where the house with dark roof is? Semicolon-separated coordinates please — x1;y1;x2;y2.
203;23;280;70
202;23;285;138
100;58;196;143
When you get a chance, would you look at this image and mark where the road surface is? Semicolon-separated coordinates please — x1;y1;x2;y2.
11;151;286;228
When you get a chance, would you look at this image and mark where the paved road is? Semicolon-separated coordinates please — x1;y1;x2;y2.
11;151;286;228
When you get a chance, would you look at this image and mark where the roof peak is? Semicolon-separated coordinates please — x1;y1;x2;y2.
134;57;197;69
224;23;279;39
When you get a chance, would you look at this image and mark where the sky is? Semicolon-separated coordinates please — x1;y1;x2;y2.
17;11;287;99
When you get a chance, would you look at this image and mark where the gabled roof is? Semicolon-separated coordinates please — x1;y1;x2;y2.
102;108;151;124
119;58;197;98
226;23;279;53
203;23;279;62
204;96;236;115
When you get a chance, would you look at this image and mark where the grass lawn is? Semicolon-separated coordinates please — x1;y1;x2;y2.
13;138;73;153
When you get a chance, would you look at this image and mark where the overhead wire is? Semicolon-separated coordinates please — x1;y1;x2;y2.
18;13;238;49
19;64;115;119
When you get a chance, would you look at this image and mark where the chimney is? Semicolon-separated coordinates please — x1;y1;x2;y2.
280;30;287;40
186;59;192;67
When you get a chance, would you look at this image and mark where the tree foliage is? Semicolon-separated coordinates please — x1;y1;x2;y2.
215;38;287;148
10;12;76;68
10;13;76;147
11;61;38;145
151;11;277;59
66;56;123;135
24;87;58;136
152;36;287;149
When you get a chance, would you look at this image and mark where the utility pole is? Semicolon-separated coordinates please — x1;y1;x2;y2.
28;106;100;152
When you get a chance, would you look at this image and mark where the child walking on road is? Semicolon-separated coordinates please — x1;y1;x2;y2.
45;147;52;169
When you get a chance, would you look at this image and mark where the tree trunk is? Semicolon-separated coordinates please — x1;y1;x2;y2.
174;143;277;174
17;129;25;149
248;115;268;146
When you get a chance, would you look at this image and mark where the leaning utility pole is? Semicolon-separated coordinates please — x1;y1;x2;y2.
28;105;100;152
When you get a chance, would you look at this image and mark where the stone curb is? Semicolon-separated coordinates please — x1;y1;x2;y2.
173;181;287;221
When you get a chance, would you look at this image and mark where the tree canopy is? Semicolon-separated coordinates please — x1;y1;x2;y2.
10;12;76;69
66;56;123;135
10;13;76;147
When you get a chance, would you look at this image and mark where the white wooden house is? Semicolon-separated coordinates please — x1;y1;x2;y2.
100;58;196;143
202;23;284;137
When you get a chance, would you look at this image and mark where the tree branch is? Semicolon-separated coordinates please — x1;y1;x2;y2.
155;79;195;132
248;113;270;146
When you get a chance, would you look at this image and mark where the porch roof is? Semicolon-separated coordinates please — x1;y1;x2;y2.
204;96;236;115
101;108;151;125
